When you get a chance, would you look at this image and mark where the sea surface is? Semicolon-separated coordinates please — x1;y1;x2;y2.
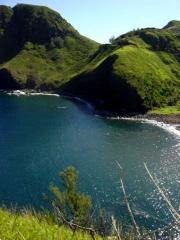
0;93;179;229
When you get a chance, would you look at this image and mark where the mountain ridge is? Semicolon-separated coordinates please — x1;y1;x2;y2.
0;4;179;113
0;4;99;90
62;19;180;113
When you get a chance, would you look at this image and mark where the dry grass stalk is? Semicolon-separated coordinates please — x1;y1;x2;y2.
53;204;96;240
116;161;141;239
111;215;122;240
144;162;180;223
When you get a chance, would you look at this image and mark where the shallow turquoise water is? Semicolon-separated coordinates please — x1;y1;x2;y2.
0;94;179;229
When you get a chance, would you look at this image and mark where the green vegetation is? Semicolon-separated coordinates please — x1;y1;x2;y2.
48;166;91;225
62;21;180;113
112;47;180;109
0;3;179;114
0;208;146;240
0;208;101;240
0;4;99;90
148;105;180;115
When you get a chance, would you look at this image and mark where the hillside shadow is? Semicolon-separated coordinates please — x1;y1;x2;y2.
60;54;145;114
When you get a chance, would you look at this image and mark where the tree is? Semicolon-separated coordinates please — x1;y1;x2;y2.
48;166;92;225
109;36;115;44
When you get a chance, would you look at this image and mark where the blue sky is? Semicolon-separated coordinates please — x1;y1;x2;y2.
0;0;179;43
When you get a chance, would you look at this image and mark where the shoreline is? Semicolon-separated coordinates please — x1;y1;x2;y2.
107;115;180;137
142;113;180;125
1;89;60;97
1;89;180;132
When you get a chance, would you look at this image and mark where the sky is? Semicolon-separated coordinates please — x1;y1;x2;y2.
0;0;179;43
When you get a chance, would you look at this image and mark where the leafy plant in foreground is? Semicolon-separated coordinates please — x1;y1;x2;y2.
48;166;92;226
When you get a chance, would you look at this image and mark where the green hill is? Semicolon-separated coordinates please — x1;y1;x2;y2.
62;21;180;113
0;4;99;90
0;4;179;113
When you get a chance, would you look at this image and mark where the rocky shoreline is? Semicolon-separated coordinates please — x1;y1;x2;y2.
143;113;180;125
140;114;180;131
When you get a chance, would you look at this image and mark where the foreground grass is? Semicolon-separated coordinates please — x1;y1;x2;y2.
0;208;101;240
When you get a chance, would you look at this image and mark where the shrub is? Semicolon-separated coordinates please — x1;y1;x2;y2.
48;166;92;225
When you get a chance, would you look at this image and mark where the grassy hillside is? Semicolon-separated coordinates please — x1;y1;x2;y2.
148;105;180;115
0;208;101;240
0;4;179;113
62;21;180;113
0;4;99;90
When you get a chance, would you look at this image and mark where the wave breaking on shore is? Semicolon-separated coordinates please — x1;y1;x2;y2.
109;116;180;137
5;90;60;97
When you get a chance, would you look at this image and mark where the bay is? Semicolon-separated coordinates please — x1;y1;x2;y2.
0;93;179;229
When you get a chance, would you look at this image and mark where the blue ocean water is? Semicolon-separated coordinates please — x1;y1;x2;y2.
0;93;179;229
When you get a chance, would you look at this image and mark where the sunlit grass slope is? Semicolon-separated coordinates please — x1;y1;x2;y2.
0;4;99;90
63;21;180;113
0;208;101;240
148;105;180;115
